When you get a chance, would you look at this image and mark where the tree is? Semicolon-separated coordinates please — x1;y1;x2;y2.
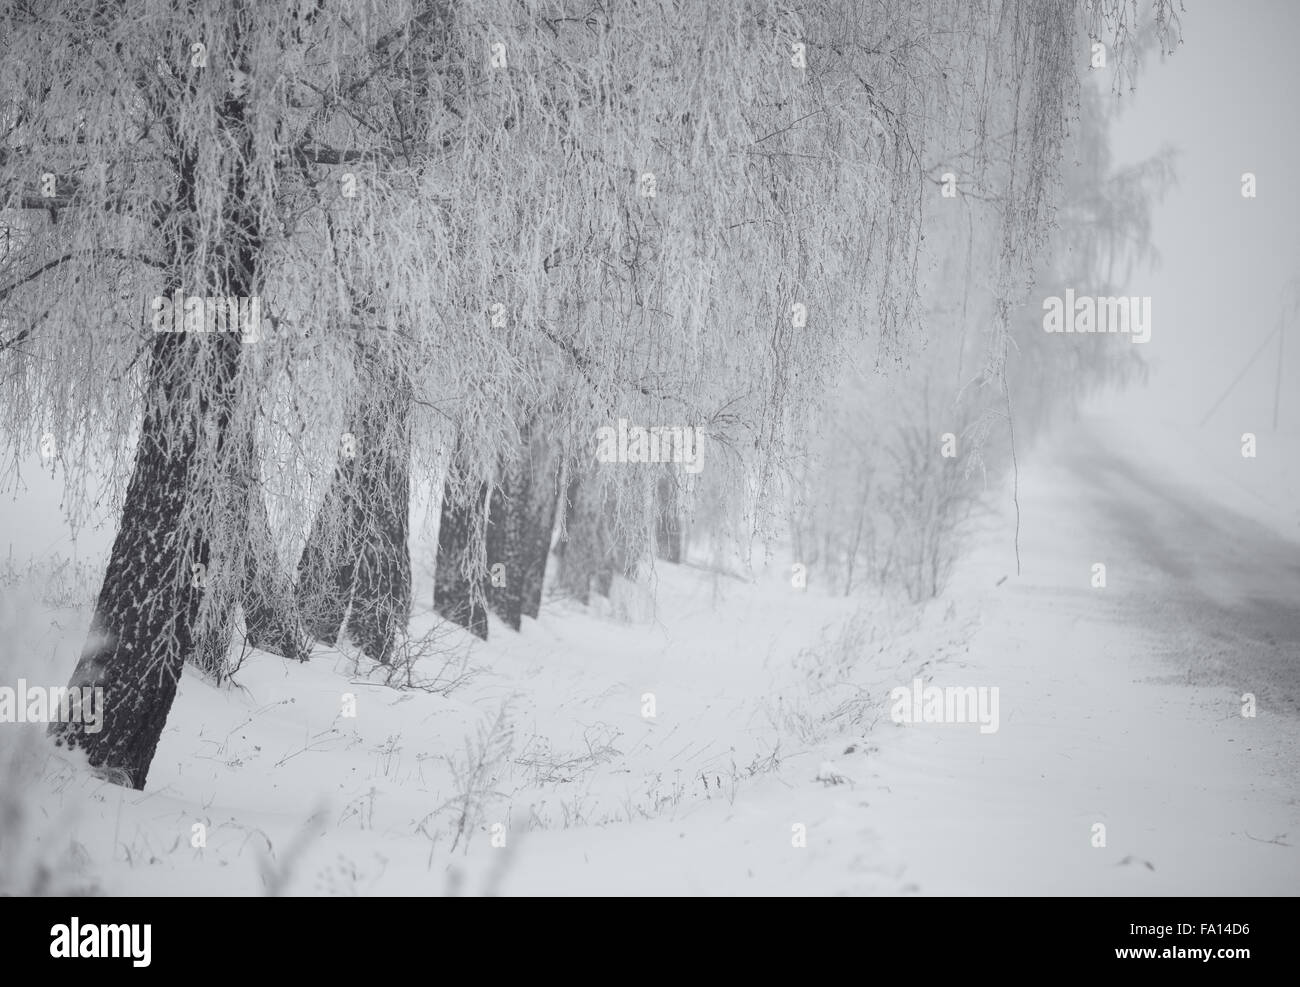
484;416;562;627
1;2;276;786
433;445;490;639
296;338;412;664
1;0;1181;790
1;0;467;785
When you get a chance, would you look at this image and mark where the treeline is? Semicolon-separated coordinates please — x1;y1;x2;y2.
0;0;1179;788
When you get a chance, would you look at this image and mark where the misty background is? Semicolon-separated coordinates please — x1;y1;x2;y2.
1104;0;1299;430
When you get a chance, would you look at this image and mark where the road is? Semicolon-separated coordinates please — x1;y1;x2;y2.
1065;424;1300;714
852;419;1300;894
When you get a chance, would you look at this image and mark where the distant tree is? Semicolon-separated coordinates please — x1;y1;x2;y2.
790;4;1179;598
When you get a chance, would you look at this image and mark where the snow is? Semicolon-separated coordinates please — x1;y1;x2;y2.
2;413;1299;894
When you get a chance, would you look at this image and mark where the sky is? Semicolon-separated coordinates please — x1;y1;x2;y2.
1099;0;1300;431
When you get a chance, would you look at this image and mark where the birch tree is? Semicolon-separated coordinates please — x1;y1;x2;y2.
0;0;1180;789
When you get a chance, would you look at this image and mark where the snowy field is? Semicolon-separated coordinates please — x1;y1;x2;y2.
3;414;1296;896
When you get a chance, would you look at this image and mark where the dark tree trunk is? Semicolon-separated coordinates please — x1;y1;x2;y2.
296;461;353;646
51;80;260;788
485;456;527;631
51;333;241;789
434;466;489;639
296;341;412;664
341;393;411;664
485;423;563;628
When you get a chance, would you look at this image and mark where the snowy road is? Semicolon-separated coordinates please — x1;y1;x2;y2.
852;418;1300;894
1067;424;1300;713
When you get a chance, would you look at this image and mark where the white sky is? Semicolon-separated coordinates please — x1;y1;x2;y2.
1100;0;1300;429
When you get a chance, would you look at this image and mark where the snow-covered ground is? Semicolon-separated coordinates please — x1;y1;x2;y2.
1;414;1297;895
857;415;1300;894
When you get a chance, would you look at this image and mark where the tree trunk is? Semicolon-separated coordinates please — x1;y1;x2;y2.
654;472;683;563
242;477;310;661
50;331;242;789
193;432;308;676
341;370;411;665
296;341;412;664
485;456;527;631
486;423;563;627
49;80;259;788
554;473;593;604
296;457;353;647
519;433;562;620
555;467;639;603
433;465;489;639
